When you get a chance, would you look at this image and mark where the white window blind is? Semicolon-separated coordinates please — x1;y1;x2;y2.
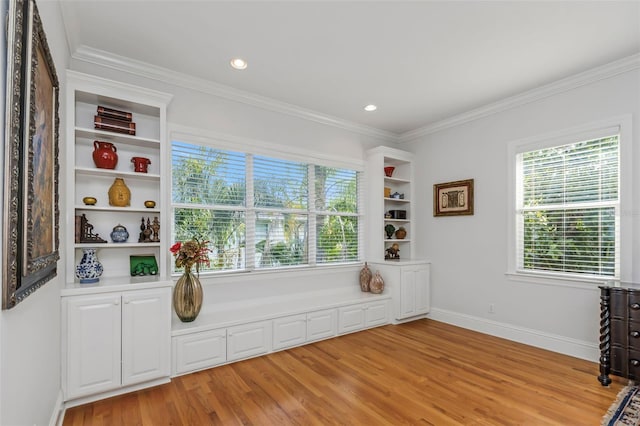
172;142;247;272
314;166;359;264
516;133;619;278
171;141;361;273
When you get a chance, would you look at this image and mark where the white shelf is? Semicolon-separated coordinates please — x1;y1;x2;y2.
384;176;410;184
75;167;160;181
384;197;410;203
384;239;411;243
384;218;410;223
76;127;160;148
75;205;160;213
75;242;161;249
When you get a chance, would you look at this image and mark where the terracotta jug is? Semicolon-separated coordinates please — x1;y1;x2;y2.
108;177;131;207
131;156;151;173
93;141;118;169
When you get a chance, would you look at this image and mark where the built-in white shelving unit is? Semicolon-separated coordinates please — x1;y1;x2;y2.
65;71;173;283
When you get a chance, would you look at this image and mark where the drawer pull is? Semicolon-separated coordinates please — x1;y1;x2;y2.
631;303;640;310
631;359;640;367
632;331;640;338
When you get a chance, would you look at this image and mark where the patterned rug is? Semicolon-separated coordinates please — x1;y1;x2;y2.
603;384;640;425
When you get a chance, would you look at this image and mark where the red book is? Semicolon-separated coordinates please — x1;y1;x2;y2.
94;116;136;136
97;105;133;122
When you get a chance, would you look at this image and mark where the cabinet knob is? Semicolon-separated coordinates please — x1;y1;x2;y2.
631;359;640;367
114;300;120;305
124;300;130;304
631;303;640;310
632;331;640;338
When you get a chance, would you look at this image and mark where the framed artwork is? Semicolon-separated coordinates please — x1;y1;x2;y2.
433;179;474;217
3;0;60;309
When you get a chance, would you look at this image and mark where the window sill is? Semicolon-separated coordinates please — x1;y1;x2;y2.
504;270;615;290
172;262;362;282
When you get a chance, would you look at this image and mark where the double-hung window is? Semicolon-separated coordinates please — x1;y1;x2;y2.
171;139;360;273
513;127;621;280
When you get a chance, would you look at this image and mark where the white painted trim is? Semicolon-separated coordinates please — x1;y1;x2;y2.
71;46;639;144
506;115;633;282
72;46;395;142
169;123;365;171
49;390;64;426
428;308;598;362
399;53;640;142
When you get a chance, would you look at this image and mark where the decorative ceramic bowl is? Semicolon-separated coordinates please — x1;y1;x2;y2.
82;196;97;206
384;166;395;177
144;200;156;208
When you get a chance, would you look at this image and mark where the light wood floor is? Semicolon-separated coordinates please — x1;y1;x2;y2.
63;319;625;425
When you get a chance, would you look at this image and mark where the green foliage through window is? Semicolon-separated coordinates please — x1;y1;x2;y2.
171;141;360;273
517;135;619;278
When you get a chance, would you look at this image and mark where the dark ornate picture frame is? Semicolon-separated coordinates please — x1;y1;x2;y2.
3;0;60;309
433;179;474;217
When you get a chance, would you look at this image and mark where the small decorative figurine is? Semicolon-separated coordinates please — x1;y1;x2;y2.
385;223;396;239
75;214;107;244
82;196;97;206
138;217;154;243
144;200;156;208
385;243;400;260
108;177;131;207
150;217;160;242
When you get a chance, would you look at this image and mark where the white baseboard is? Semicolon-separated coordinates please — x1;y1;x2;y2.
428;308;599;362
50;390;65;426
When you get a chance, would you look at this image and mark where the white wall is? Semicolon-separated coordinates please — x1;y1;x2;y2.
0;1;69;425
405;68;640;361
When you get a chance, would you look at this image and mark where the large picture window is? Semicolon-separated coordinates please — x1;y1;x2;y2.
514;132;620;279
171;140;360;273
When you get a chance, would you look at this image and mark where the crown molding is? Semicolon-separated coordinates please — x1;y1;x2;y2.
71;45;398;142
71;46;639;145
398;53;640;143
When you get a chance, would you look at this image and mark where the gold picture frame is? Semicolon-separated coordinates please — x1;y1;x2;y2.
433;179;474;217
3;0;60;309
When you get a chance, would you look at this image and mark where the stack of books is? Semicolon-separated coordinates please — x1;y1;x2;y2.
94;106;136;135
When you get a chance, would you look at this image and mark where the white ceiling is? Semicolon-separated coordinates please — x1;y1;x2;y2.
58;1;640;136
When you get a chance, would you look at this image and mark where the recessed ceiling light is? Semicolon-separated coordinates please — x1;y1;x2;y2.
364;104;377;112
230;58;248;70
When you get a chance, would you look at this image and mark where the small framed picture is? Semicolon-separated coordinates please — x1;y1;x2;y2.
433;179;474;217
129;255;159;276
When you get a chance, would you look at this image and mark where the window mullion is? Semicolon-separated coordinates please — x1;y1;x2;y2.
308;164;316;266
245;153;255;270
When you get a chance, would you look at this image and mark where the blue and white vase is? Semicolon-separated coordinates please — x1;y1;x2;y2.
75;248;104;284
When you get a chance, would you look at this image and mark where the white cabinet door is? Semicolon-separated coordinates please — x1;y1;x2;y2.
273;314;307;350
174;328;227;375
338;305;365;334
307;309;337;342
399;267;417;318
65;294;122;400
397;264;430;320
227;321;272;361
365;301;389;327
415;264;430;314
121;288;171;386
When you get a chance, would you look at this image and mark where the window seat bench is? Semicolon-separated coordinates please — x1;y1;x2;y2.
170;287;391;376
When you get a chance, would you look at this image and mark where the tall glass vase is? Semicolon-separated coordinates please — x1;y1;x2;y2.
173;267;203;322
